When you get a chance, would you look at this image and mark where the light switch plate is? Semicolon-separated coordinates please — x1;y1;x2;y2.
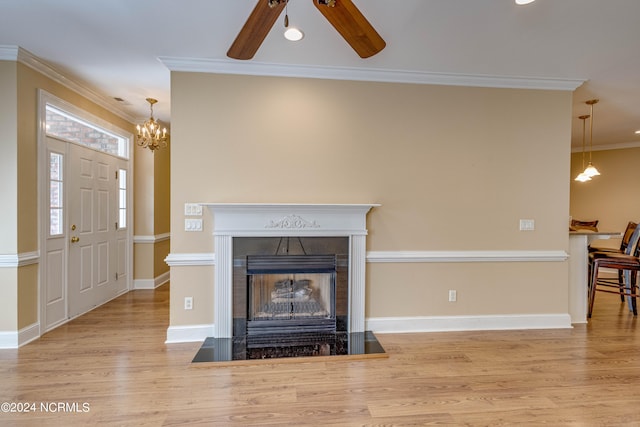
185;218;203;231
184;203;203;216
519;219;535;231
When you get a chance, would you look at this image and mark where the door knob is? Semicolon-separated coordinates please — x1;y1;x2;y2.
71;236;80;243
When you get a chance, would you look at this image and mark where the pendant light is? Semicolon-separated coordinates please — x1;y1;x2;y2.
575;114;592;182
283;0;304;41
583;99;600;177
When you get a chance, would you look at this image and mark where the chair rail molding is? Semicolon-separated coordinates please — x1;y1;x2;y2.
163;249;568;267
367;250;568;263
133;233;170;244
0;251;40;268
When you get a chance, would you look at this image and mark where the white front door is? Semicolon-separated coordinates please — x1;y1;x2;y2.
67;143;121;318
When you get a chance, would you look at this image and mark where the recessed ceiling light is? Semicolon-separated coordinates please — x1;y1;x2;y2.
515;0;535;5
635;130;640;134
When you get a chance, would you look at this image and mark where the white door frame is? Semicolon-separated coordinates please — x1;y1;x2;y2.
37;90;134;335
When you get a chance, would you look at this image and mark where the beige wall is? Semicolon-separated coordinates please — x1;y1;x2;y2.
0;61;18;255
570;147;640;232
170;72;573;327
154;145;171;235
134;148;155;237
154;144;170;278
133;130;170;282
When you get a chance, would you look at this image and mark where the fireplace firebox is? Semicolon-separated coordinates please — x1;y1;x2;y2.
232;237;349;352
246;255;337;336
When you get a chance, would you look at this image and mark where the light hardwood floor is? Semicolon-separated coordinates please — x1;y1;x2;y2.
2;283;640;426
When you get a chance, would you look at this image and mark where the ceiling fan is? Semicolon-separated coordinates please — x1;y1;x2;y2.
227;0;386;60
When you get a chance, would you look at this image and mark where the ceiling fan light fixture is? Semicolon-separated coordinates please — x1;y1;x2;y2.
283;0;303;41
284;27;304;41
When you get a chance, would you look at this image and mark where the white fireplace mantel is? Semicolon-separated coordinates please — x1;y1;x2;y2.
202;203;380;338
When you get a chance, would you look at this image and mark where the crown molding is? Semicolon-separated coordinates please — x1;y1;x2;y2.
0;45;136;124
571;140;640;153
159;56;585;91
0;45;19;60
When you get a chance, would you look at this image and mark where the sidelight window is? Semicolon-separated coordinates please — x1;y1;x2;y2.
49;152;64;236
118;169;127;229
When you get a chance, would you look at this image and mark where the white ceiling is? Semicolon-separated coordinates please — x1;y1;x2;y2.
1;0;639;149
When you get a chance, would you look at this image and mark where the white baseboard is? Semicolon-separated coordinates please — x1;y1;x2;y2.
0;331;17;348
19;322;40;346
163;314;571;345
366;313;572;334
0;322;40;349
134;271;170;290
165;324;215;344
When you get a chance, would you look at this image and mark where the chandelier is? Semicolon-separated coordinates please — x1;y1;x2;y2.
136;98;168;151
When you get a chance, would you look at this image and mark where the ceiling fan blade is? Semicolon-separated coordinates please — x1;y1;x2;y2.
227;0;287;60
313;0;386;58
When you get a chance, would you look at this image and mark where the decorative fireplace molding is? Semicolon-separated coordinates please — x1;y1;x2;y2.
201;203;379;338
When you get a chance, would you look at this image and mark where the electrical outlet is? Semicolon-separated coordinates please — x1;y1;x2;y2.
448;290;457;302
184;297;193;310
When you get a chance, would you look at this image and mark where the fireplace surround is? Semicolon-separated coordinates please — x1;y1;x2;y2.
200;203;379;360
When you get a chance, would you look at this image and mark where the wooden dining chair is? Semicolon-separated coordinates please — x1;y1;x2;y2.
589;221;638;302
588;225;640;317
589;221;637;253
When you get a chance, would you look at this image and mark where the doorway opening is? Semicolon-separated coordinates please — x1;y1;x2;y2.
39;90;133;334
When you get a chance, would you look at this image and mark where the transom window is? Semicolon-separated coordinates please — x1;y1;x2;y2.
45;105;129;158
